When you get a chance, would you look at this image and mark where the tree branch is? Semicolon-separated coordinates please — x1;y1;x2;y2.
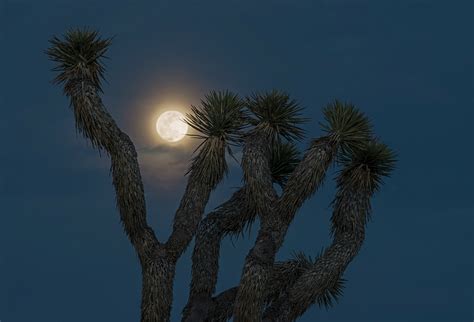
274;137;337;246
47;33;235;322
53;71;168;320
205;141;396;322
267;190;367;320
264;140;397;321
48;32;395;322
72;79;161;256
165;91;246;261
233;131;279;321
182;187;255;321
164;170;216;261
47;29;160;260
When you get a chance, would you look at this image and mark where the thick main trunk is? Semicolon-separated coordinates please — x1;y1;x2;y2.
233;229;277;322
141;255;176;322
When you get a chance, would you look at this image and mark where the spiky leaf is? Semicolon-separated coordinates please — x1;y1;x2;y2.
46;29;112;92
185;90;246;145
319;100;372;156
273;252;313;278
338;140;397;194
269;142;301;188
246;90;307;143
315;277;346;309
186;137;227;188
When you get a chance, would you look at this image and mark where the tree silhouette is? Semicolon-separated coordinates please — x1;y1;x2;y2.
46;29;396;322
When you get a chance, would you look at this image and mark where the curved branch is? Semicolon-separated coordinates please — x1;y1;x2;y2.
279;140;397;320
232;135;337;321
181;187;252;321
52;72;167;319
71;80;161;257
263;180;380;320
184;138;358;321
203;137;392;322
165;98;244;260
184;137;335;322
47;29;160;260
48;32;230;322
253;138;338;322
274;137;337;247
233;131;279;322
48;32;393;322
283;191;371;320
164;171;216;261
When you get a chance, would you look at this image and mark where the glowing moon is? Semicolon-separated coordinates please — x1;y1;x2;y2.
156;111;188;142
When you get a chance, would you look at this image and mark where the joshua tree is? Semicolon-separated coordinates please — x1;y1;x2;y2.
46;29;396;322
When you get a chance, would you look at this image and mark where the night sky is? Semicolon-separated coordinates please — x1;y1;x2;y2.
1;1;472;321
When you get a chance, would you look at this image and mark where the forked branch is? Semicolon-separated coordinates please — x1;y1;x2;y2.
46;30;160;260
48;29;397;322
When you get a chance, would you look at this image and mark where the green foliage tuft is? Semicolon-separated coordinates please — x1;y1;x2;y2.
46;28;112;91
320;100;372;156
338;140;397;193
315;276;346;309
186;137;227;188
246;90;308;143
288;251;315;270
269;142;301;188
185;91;247;187
185;90;246;145
291;250;346;310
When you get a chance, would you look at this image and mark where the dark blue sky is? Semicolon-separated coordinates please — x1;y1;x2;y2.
1;1;472;321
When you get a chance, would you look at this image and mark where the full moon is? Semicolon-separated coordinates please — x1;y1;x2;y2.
156;111;188;142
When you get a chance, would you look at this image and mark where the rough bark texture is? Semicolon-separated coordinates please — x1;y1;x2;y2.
266;188;372;321
233;131;279;322
201;186;374;322
233;136;337;321
49;31;395;322
165;177;214;261
182;187;255;321
61;80;228;321
69;81;168;319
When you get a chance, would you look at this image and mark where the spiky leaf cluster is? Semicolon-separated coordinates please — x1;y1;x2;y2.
269;142;301;188
185;91;247;187
338;140;397;194
287;251;346;311
275;251;314;277
266;252;314;302
314;276;346;309
271;251;345;310
245;90;307;143
46;29;111;92
319;100;372;157
185;91;246;145
186;137;227;189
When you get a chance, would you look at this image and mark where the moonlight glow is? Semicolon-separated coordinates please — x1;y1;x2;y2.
156;111;188;142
